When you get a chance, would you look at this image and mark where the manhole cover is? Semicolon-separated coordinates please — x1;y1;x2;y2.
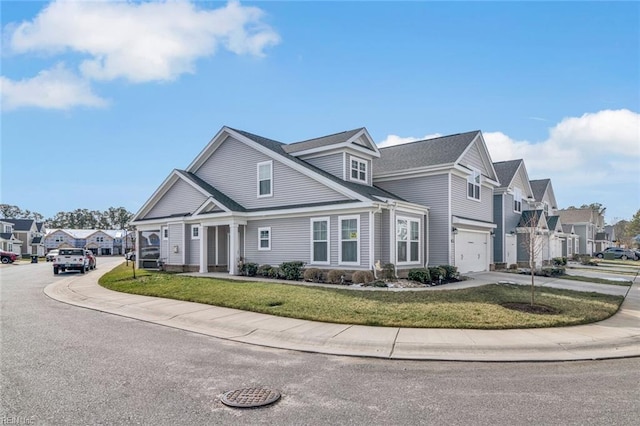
221;387;281;408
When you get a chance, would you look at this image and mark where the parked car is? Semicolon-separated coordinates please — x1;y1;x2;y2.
85;250;97;270
53;248;89;274
1;250;18;264
632;249;640;261
125;251;136;261
46;249;59;262
594;247;637;260
140;246;160;259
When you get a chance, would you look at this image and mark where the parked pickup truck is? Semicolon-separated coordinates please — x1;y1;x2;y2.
53;248;89;275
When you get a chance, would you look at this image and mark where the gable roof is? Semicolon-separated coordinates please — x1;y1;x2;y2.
530;179;550;202
375;131;481;174
285;128;362;151
493;159;522;189
176;170;247;212
557;208;595;224
3;218;35;231
518;210;548;228
547;215;562;231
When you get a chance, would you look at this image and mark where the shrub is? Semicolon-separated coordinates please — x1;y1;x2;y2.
352;270;374;284
428;266;446;283
408;268;431;284
508;263;518;270
552;257;567;266
369;280;388;288
279;261;305;280
303;268;323;283
439;265;458;280
381;263;396;281
240;262;258;277
327;269;346;284
268;266;282;279
537;266;566;277
257;264;272;277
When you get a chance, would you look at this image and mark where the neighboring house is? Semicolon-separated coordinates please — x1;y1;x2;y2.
492;159;535;267
561;224;579;257
1;218;45;256
526;179;564;264
373;131;500;273
0;220;22;255
131;126;431;275
516;210;548;267
44;229;127;255
557;208;606;255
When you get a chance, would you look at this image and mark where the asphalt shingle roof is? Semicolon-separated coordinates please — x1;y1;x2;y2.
283;128;367;154
518;210;545;227
176;170;247;212
229;128;407;203
493;159;523;189
547;215;560;230
374;131;481;174
530;179;550;202
557;208;594;224
3;218;34;231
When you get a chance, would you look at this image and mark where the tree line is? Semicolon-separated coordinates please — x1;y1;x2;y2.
0;204;133;230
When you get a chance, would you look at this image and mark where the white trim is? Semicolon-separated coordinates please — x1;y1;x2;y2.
310;217;330;265
467;168;481;201
257;160;273;198
162;226;168;240
192;225;201;239
338;215;360;266
342;152;347;180
349;155;368;183
258;227;271;251
396;216;421;265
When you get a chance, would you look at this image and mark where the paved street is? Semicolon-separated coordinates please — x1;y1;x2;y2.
2;259;639;425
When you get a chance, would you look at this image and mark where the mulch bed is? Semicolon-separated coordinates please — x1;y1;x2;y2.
501;302;559;315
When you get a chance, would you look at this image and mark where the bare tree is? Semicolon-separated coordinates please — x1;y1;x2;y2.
519;210;547;306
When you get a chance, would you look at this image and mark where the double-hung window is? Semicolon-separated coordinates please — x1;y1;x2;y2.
339;216;359;264
311;218;329;264
258;227;271;250
162;227;168;240
350;157;367;183
513;188;522;213
397;217;420;264
192;226;200;239
257;161;273;197
467;169;481;200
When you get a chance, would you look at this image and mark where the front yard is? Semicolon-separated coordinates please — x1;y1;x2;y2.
99;263;624;329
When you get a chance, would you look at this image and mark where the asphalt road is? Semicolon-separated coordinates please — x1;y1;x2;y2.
1;259;639;425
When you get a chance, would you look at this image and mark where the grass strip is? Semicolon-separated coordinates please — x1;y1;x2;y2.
99;263;623;329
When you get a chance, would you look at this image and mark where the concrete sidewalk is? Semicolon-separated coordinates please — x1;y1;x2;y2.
44;260;640;362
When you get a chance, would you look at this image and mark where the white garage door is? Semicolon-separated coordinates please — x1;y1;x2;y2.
455;231;489;273
505;233;517;266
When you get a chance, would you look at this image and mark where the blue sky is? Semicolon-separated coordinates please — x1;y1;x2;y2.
1;0;639;223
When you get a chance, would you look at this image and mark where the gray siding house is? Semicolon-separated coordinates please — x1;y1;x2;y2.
131;127;430;275
373;131;499;273
492;159;535;266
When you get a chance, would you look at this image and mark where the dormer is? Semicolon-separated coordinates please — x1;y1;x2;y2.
283;128;380;186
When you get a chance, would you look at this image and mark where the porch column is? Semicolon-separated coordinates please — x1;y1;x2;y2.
229;222;239;275
199;226;208;273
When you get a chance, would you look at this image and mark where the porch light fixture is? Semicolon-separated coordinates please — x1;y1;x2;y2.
452;227;458;235
510;230;516;235
490;230;495;237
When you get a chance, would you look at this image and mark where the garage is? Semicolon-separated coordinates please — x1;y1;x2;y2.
455;230;490;273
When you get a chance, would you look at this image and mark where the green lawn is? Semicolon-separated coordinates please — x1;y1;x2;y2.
99;263;624;329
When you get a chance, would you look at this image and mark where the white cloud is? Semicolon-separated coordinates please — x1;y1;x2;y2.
5;0;280;83
377;133;441;148
0;63;107;111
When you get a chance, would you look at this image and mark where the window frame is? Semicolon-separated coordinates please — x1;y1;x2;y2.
338;215;360;266
310;217;330;265
349;156;368;184
257;160;273;198
192;225;200;239
513;187;522;213
467;168;481;201
396;216;421;265
258;227;271;251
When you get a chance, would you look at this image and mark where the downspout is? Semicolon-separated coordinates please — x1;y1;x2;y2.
370;204;383;279
424;209;429;268
389;201;397;278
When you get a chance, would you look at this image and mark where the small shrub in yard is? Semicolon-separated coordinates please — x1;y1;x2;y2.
241;262;258;277
579;256;599;266
508;263;518;270
439;265;458;280
303;268;323;283
352;270;374;284
428;266;446;284
408;268;431;284
552;257;567;266
369;280;388;288
258;264;272;277
381;263;396;280
279;261;305;280
327;269;346;284
268;266;282;279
